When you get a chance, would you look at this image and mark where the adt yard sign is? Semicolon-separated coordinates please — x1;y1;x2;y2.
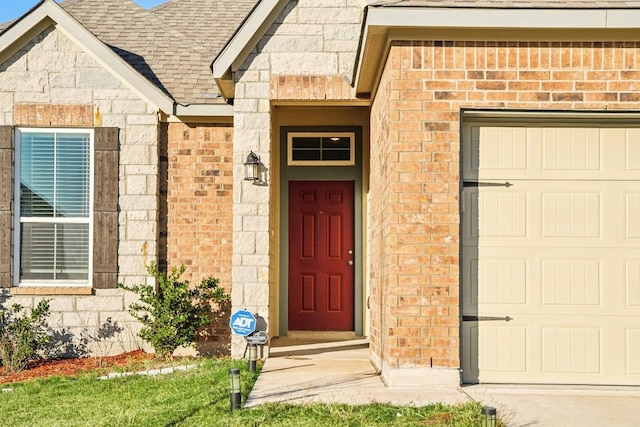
229;310;256;336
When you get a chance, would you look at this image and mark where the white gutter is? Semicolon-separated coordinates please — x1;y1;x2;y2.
364;7;621;29
174;103;234;116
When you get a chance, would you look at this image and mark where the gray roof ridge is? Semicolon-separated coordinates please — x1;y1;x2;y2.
147;0;180;13
59;0;85;8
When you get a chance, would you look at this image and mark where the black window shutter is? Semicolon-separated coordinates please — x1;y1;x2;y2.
93;127;119;289
0;126;12;288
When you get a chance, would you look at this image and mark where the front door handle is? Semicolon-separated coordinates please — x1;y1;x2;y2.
348;260;354;266
462;315;513;322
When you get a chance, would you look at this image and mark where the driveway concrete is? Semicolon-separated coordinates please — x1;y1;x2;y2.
245;337;640;427
463;385;640;427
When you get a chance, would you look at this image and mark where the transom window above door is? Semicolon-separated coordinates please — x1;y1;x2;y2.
287;132;355;166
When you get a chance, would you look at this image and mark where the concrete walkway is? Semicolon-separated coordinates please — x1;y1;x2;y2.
245;337;640;427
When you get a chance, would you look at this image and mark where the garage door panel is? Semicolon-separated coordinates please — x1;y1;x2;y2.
464;182;640;248
464;126;530;181
626;260;640;306
470;316;640;384
542;326;601;374
463;189;529;241
542;258;601;306
463;123;640;386
542;127;601;172
624;128;640;171
462;247;530;313
626;328;640;375
463;125;640;181
627;193;640;238
467;247;640;316
542;191;601;238
480;325;528;373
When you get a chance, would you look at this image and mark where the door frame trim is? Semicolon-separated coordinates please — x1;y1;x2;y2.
279;126;364;337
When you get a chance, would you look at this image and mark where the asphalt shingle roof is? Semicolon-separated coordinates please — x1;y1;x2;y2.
5;0;640;104
149;0;258;55
58;0;257;105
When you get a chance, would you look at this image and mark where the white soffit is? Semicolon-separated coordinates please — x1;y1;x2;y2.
355;6;640;97
0;0;175;114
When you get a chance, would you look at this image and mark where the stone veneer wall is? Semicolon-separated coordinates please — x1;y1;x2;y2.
0;26;159;355
369;39;640;386
230;0;363;356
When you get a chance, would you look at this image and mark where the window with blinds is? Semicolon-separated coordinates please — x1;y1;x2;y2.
16;129;93;284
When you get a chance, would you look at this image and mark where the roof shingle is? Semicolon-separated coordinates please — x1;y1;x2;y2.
59;0;257;105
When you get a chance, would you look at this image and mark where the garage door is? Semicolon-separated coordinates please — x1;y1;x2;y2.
461;124;640;385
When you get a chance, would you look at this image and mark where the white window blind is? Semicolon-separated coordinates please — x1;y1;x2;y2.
17;130;92;283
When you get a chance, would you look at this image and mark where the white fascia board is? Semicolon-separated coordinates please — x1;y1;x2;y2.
211;0;289;78
0;2;50;51
366;7;640;30
0;0;175;113
604;9;640;28
354;6;640;94
174;103;234;117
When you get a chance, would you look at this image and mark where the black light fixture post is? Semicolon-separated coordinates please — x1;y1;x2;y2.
248;344;257;372
244;151;260;181
229;368;241;411
482;406;497;427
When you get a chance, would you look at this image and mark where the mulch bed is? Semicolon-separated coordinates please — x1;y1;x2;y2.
0;350;156;385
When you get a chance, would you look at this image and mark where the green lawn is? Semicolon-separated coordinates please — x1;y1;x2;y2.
0;358;486;427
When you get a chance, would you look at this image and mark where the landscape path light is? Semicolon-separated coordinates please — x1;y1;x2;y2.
229;368;241;411
482;406;497;427
248;344;257;372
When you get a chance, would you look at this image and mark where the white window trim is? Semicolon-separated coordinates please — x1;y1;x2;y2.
287;132;356;166
13;128;94;287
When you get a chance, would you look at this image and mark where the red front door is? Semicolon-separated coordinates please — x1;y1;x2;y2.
288;181;354;331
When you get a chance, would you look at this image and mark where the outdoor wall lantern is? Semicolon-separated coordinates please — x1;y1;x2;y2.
244;151;268;186
244;151;260;181
482;406;497;427
229;368;241;411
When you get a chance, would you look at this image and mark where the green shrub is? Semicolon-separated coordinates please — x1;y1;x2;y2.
119;262;230;359
0;299;51;373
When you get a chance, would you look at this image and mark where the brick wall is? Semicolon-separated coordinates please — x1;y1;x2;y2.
164;122;233;288
370;40;640;378
163;122;234;352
